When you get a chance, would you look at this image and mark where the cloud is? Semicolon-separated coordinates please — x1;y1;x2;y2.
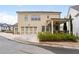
0;12;17;25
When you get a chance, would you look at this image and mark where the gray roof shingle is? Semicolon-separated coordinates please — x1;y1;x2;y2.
71;5;79;11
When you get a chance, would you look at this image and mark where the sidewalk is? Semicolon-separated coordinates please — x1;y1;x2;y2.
0;32;15;40
0;32;79;49
0;32;39;42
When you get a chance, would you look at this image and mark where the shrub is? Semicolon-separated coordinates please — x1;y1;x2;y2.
38;32;77;42
64;34;77;41
38;32;52;41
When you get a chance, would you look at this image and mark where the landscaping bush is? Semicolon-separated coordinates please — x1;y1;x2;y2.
38;32;53;41
38;32;77;42
64;34;77;41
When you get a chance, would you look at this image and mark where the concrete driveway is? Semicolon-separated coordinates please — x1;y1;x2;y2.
0;36;53;54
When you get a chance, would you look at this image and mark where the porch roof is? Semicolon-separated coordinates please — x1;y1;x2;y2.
46;18;69;24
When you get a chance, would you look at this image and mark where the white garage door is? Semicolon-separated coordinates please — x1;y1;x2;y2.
26;27;37;34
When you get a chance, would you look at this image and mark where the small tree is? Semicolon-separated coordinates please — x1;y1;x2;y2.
63;22;67;33
69;15;73;35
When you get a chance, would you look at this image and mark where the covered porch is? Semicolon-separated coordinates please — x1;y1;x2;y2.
44;18;69;33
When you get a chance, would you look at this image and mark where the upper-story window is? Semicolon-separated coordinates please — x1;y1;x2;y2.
24;16;28;21
31;16;40;21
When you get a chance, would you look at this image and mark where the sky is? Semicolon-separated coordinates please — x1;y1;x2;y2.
0;5;71;25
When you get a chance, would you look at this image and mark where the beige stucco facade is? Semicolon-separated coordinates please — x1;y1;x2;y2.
17;11;62;34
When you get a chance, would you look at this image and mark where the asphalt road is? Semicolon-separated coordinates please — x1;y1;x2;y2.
0;36;53;54
0;36;79;54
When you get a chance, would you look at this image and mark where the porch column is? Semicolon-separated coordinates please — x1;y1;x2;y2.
51;20;53;33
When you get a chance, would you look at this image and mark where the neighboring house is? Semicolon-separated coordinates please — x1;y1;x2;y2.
0;23;9;32
0;23;3;31
13;23;18;34
0;23;14;32
67;5;79;35
9;25;14;31
17;11;68;34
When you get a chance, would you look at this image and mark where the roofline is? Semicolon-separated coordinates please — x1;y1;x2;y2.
70;5;78;8
16;11;61;13
70;5;79;12
51;18;69;20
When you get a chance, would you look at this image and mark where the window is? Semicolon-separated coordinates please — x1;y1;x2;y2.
31;16;40;20
42;26;45;32
24;16;28;21
46;26;49;31
55;25;59;31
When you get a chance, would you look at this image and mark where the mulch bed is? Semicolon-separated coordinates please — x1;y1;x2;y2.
39;41;79;47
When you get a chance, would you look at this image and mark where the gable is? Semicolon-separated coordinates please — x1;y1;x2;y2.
68;7;79;18
71;5;79;12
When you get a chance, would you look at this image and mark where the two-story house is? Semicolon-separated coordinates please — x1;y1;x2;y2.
67;5;79;35
17;11;68;34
